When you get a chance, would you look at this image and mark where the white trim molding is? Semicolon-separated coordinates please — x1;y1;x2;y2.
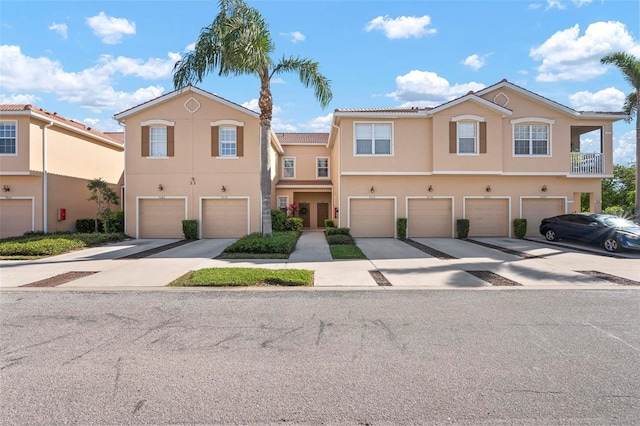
198;196;251;239
140;119;175;127
0;120;18;156
452;114;485;122
210;119;244;127
405;195;455;238
342;171;432;176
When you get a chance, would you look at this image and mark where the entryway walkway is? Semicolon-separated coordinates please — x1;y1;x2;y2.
289;230;332;262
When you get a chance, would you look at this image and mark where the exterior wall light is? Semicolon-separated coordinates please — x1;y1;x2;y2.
157;184;163;191
485;185;492;193
428;185;433;192
2;185;9;192
221;185;226;192
541;185;548;192
370;186;375;193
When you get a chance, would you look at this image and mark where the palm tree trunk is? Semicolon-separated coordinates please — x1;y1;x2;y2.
260;120;273;237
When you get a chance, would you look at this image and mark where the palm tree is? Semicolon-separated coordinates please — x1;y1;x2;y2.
601;52;640;218
173;0;332;236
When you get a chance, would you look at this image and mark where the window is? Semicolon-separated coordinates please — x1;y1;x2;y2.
277;196;288;211
149;127;167;157
0;121;17;155
283;157;295;178
317;157;329;178
457;122;477;154
355;123;392;155
514;124;549;155
218;127;237;157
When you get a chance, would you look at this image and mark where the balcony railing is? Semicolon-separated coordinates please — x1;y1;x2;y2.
570;152;604;174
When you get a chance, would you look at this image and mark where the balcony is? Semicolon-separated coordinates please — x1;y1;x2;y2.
570;152;604;175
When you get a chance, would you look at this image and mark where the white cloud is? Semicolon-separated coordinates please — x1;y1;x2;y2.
80;117;122;132
271;78;286;85
281;31;305;43
461;53;490;70
528;3;543;10
97;52;182;80
185;42;196;52
86;12;135;44
613;130;636;165
546;0;566;10
48;22;68;39
365;15;436;39
0;93;41;104
569;87;626;111
530;21;640;82
572;0;593;6
0;45;166;113
387;70;485;105
304;113;333;132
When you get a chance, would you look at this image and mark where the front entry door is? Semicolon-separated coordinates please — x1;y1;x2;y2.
317;202;329;227
299;203;311;228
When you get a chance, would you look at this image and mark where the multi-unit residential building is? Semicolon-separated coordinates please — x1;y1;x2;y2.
1;79;624;241
0;105;124;238
329;79;626;238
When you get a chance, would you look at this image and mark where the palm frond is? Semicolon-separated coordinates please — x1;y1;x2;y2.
272;56;333;108
601;52;640;92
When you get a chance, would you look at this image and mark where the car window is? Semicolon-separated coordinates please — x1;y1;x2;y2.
572;216;593;226
557;215;576;223
602;217;637;228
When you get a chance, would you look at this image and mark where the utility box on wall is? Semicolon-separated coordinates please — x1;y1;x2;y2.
57;208;66;221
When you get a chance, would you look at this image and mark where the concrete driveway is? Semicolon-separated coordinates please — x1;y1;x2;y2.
1;234;638;290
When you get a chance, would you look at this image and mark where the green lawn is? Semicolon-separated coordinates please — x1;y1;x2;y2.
330;244;367;259
169;267;313;287
0;233;128;259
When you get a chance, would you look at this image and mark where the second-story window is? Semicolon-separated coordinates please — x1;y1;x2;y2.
219;127;237;157
317;157;329;178
0;121;17;155
283;157;295;178
149;127;167;157
514;124;549;156
457;122;477;154
355;123;392;155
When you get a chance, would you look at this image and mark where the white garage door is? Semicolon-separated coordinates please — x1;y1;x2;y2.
350;199;394;237
202;198;248;238
0;199;33;238
408;198;453;238
466;199;509;237
522;198;565;237
139;198;185;238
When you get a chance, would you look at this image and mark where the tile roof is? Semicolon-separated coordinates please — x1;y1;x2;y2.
276;179;333;187
276;133;329;144
334;106;431;114
0;104;123;144
104;132;125;143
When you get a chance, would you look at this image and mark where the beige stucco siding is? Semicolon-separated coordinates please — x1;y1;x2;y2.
279;144;331;181
122;91;262;238
339;118;431;173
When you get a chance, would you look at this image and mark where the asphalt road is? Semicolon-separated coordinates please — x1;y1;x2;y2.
1;289;639;425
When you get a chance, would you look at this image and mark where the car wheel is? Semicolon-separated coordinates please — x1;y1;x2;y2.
603;237;620;253
544;229;557;241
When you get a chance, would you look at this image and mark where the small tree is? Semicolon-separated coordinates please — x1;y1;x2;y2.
87;178;119;233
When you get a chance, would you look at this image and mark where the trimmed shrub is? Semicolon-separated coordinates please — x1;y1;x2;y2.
325;227;350;236
105;210;125;234
513;218;527;239
76;218;103;233
182;220;198;240
324;219;335;228
224;231;300;254
326;234;355;245
272;209;287;232
0;233;126;257
456;219;470;239
284;217;303;233
397;218;407;239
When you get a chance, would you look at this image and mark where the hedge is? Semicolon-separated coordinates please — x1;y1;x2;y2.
326;234;355;245
325;227;350;236
182;220;198;239
456;219;470;239
513;218;527;239
76;218;103;233
397;218;407;239
271;209;287;232
324;219;335;228
224;231;300;255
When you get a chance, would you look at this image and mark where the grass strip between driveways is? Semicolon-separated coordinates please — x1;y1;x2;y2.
0;233;127;259
330;244;366;259
169;267;313;287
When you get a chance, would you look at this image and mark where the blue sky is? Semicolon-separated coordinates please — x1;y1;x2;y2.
0;0;638;164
